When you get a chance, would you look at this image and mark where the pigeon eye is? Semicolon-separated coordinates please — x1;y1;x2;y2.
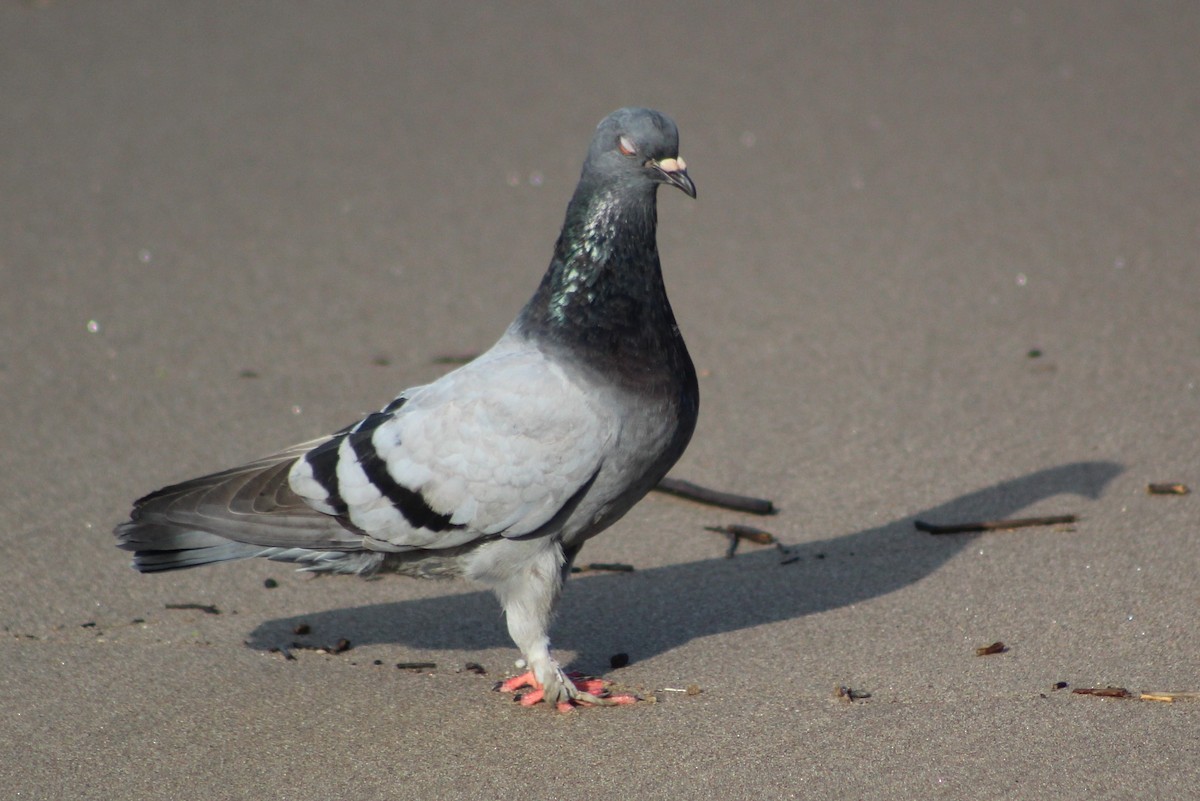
617;135;637;157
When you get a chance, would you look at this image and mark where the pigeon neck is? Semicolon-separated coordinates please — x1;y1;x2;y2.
560;178;657;259
516;180;686;375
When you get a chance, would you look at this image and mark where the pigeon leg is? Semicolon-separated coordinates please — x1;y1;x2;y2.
489;542;636;710
493;547;578;707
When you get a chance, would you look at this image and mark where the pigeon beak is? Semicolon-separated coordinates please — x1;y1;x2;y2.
650;157;697;199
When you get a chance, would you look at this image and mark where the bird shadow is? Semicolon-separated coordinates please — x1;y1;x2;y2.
247;461;1122;669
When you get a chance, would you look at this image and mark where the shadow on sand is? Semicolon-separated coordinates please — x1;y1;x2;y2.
247;461;1122;669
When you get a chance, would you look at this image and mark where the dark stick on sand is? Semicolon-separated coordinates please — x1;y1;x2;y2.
914;515;1078;535
655;477;777;515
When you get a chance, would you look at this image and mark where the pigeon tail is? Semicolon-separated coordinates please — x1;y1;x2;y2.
116;521;385;576
115;442;368;573
115;521;266;572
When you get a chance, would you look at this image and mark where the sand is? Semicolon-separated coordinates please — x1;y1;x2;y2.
2;2;1197;799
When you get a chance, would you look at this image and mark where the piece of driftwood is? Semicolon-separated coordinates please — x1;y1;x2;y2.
655;477;777;515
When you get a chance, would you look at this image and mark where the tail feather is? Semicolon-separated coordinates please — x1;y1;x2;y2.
115;440;367;573
260;547;386;576
119;526;267;571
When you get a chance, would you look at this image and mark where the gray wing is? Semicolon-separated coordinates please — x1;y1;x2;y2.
289;340;616;550
118;339;616;570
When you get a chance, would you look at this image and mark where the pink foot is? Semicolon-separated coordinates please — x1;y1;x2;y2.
497;670;639;712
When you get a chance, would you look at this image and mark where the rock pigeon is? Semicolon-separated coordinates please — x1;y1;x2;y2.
115;107;699;709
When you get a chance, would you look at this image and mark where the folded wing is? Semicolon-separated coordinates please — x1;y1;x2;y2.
118;339;616;570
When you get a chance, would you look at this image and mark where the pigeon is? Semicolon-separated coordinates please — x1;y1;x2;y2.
115;107;699;709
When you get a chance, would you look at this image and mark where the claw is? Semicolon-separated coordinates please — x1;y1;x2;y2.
496;669;639;711
499;672;537;693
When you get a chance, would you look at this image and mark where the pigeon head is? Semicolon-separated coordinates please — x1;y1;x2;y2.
582;107;696;199
516;107;698;366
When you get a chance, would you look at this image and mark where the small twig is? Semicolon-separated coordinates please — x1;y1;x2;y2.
654;477;777;515
164;602;221;615
776;542;801;565
705;524;776;545
396;661;437;671
1147;483;1190;495
1140;692;1200;702
430;352;479;365
914;515;1077;535
706;524;777;559
724;533;738;558
1072;686;1132;699
975;641;1008;656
